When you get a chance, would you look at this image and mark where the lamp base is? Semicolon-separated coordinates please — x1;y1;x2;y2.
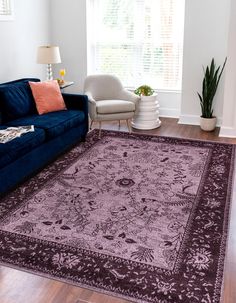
46;64;53;81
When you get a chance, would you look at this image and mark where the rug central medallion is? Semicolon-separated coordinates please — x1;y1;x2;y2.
1;135;210;271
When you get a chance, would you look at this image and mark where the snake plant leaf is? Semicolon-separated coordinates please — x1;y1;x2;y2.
197;92;202;102
217;57;227;87
209;58;215;80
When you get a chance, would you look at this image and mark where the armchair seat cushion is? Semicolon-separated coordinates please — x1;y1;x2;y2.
0;126;45;169
96;100;135;114
7;110;85;140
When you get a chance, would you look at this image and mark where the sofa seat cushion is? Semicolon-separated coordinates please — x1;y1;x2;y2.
7;110;85;140
0;126;45;169
96;100;135;114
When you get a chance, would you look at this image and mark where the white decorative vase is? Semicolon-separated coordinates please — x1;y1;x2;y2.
200;117;217;131
131;94;161;130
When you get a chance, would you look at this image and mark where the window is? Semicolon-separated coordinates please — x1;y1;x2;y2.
0;0;14;21
87;0;185;90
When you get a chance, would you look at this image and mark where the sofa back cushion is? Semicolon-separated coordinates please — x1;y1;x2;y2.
0;78;40;123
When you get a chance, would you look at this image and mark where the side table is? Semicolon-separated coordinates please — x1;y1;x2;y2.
59;81;74;91
131;94;161;130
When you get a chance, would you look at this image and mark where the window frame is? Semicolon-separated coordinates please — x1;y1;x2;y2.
86;0;185;91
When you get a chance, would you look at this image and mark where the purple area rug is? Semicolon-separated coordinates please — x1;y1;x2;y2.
0;130;235;303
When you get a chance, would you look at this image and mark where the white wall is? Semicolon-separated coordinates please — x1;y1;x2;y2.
220;0;236;137
179;0;231;126
50;0;87;93
159;91;181;118
0;0;50;83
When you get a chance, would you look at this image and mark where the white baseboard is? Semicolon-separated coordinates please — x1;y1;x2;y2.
178;114;222;127
159;107;180;118
178;114;200;125
219;126;236;138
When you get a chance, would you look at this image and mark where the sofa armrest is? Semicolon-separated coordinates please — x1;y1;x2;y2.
62;93;88;115
62;93;89;135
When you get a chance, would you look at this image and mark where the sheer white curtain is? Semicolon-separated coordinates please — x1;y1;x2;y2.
87;0;185;90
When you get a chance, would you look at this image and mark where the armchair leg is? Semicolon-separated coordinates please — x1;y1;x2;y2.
90;120;94;130
99;121;102;139
118;120;121;129
126;119;131;133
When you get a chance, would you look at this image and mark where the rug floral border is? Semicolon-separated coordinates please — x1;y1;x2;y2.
0;130;235;303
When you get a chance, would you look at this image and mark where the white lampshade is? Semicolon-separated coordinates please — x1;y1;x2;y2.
37;46;61;64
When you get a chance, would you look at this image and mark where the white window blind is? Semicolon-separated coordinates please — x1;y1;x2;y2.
0;0;13;20
0;0;11;15
88;0;185;90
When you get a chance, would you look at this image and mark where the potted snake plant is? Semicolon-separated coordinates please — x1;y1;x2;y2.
198;58;227;131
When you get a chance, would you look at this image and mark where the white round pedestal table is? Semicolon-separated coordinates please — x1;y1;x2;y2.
131;94;161;130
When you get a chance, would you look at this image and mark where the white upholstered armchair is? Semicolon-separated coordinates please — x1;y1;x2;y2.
84;74;139;137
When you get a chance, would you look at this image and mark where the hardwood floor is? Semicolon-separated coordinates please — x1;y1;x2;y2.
0;117;235;303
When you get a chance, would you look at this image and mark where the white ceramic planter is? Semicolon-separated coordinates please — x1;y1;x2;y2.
200;117;217;131
131;94;161;130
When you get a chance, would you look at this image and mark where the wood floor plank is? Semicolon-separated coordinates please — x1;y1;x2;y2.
0;118;235;303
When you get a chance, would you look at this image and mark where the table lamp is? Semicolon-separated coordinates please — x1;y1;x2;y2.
37;46;61;80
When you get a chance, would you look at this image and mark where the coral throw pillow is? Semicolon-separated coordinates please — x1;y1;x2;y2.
29;80;66;115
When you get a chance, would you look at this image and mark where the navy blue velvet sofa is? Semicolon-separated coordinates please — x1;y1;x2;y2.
0;78;88;196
